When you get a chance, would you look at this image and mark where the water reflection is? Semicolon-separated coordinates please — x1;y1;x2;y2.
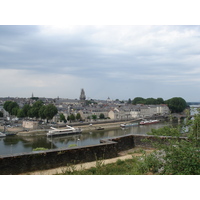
0;122;174;156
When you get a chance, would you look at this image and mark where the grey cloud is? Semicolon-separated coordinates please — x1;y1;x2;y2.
1;25;200;101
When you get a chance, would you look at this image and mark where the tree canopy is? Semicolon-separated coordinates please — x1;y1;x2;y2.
132;97;164;105
3;100;58;121
165;97;188;113
132;96;187;113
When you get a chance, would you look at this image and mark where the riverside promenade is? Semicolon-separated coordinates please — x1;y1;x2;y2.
0;116;168;135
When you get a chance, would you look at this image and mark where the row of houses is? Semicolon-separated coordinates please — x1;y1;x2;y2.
57;104;170;122
0;96;170;123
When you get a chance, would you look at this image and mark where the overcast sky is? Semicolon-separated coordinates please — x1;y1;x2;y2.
0;25;200;102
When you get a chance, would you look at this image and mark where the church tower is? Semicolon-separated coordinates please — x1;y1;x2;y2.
80;88;86;101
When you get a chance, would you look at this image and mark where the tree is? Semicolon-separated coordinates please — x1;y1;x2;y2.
17;109;25;118
22;104;31;117
157;98;164;104
165;97;187;113
92;115;97;120
76;113;81;121
145;98;158;105
132;97;145;104
39;105;46;120
3;101;19;116
99;113;105;119
60;113;67;123
68;114;75;122
44;104;58;122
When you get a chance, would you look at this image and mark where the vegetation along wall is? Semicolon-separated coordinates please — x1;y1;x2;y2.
0;134;187;175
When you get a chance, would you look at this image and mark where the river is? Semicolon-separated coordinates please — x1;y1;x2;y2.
0;121;174;156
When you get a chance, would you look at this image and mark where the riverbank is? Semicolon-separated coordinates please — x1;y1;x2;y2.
1;119;137;136
1;116;167;136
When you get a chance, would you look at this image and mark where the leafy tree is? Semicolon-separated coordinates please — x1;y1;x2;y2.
39;105;47;120
44;104;58;122
92;115;97;120
27;107;35;118
3;101;19;116
157;98;164;104
165;97;187;113
11;106;19;116
99;113;105;119
76;113;81;121
17;109;25;118
27;100;44;119
132;97;145;104
145;98;158;105
32;100;44;118
3;101;12;112
22;104;31;117
60;113;67;123
68;114;75;121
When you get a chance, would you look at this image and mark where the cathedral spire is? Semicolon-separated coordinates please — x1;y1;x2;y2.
80;88;86;101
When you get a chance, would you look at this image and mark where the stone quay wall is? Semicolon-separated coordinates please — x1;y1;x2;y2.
0;134;187;175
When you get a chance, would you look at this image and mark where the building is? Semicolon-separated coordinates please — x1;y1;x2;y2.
80;89;86;101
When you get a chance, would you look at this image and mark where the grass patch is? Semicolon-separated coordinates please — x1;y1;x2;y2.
58;156;146;175
33;147;48;151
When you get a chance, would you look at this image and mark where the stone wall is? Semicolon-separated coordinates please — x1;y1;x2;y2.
0;134;187;175
22;121;39;129
0;142;118;175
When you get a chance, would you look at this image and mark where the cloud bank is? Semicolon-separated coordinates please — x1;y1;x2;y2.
0;25;200;101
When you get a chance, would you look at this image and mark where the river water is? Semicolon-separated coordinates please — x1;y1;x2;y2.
0;122;173;156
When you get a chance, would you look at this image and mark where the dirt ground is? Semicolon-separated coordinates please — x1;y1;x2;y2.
20;148;154;175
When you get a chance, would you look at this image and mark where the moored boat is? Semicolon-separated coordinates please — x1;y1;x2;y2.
47;125;82;137
139;119;159;125
120;123;138;128
0;132;6;138
95;127;104;130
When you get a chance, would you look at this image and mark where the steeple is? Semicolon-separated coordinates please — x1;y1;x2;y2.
80;88;86;101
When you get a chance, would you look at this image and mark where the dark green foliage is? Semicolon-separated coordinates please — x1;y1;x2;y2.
132;97;164;105
22;104;31;117
60;113;67;123
92;115;97;120
39;105;47;119
76;113;81;121
132;97;145;104
68;114;75;121
85;99;97;106
3;101;19;115
147;126;181;137
161;139;200;175
28;100;44;119
165;97;187;113
60;158;141;175
99;113;105;119
17;109;25;118
44;104;58;120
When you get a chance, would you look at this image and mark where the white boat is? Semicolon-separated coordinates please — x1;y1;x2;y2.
120;123;138;128
139;119;159;125
0;132;6;138
47;125;82;137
